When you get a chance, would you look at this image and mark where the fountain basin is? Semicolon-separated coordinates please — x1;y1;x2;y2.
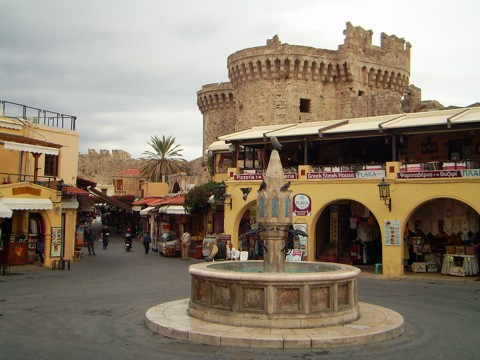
189;261;361;328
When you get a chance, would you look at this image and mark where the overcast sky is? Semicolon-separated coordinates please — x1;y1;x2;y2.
1;0;478;161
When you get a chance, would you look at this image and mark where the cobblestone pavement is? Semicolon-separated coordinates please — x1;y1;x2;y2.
1;232;479;360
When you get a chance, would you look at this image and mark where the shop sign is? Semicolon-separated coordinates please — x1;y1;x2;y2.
330;205;338;244
397;169;480;179
384;220;400;246
356;170;385;178
220;234;231;242
307;172;355;179
12;186;41;196
398;171;461;179
293;193;311;216
234;174;263;181
50;227;63;257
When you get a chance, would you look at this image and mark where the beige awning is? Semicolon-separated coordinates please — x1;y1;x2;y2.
0;198;53;211
61;197;79;209
0;202;12;218
3;141;60;155
158;205;186;215
140;206;156;215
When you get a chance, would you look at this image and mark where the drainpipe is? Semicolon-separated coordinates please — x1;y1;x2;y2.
392;135;397;161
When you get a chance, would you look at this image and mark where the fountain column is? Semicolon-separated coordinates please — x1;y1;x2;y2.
257;149;292;273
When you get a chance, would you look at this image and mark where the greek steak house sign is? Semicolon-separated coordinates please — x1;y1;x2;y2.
293;193;312;216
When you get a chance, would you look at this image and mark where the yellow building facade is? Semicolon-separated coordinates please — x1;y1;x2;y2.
0;101;80;269
209;108;480;279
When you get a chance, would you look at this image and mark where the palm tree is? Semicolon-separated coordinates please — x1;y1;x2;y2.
140;135;188;182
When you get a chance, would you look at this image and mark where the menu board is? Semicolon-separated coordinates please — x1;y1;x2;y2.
50;227;63;258
384;220;401;246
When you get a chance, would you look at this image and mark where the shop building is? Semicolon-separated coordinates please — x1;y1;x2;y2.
0;100;82;269
206;107;480;279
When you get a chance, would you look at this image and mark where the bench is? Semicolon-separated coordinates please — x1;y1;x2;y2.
51;259;71;270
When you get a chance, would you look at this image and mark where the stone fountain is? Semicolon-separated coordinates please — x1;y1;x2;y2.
145;147;404;348
188;149;361;328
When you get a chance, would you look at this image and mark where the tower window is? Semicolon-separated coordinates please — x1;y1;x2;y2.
299;98;311;113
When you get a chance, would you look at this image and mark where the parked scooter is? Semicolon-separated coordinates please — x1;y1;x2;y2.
124;228;133;252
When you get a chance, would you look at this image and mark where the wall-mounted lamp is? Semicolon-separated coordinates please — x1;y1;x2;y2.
377;178;391;212
218;181;232;209
56;179;65;197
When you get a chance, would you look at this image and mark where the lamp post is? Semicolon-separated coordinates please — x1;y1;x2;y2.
377;178;391;212
56;179;65;197
218;182;232;209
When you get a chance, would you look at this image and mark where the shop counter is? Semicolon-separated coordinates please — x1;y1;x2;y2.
441;254;479;276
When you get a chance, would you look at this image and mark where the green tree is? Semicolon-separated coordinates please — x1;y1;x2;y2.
140;135;188;182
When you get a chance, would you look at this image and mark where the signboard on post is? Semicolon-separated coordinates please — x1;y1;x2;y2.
50;227;63;258
384;220;400;246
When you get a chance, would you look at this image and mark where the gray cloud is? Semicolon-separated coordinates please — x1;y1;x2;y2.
1;0;478;160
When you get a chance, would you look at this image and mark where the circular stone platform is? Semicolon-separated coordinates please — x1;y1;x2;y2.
145;299;404;349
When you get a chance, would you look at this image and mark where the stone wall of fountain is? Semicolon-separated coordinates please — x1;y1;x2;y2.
189;261;360;328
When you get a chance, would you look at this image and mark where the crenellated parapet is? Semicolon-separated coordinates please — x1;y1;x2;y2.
227;22;410;95
197;83;235;114
198;22;415;156
227;39;353;87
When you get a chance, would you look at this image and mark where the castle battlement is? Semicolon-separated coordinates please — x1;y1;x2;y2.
197;83;235;114
198;22;413;155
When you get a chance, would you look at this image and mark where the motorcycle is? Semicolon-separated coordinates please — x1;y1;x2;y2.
124;233;132;252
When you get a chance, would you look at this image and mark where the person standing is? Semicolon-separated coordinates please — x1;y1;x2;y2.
101;225;110;249
84;227;96;255
143;232;152;254
35;236;45;263
216;237;227;261
181;232;191;260
226;240;238;260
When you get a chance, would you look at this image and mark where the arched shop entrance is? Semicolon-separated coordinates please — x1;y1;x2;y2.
237;203;258;257
405;198;480;274
315;200;382;265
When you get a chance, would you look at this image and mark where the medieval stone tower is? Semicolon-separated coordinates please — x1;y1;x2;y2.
197;22;412;157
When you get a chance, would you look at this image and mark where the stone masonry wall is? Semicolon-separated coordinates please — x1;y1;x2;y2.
78;149;141;185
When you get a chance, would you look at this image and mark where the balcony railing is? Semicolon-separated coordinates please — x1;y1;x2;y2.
233;160;480;179
1;100;76;131
1;172;59;188
400;160;479;172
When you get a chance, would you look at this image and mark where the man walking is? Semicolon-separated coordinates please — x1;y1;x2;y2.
84;227;96;255
181;232;191;260
101;225;110;249
143;232;152;254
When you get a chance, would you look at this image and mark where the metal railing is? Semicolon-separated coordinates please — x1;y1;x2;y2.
1;100;76;131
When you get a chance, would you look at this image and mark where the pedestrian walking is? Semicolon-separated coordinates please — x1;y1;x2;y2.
84;227;96;255
101;225;110;249
143;232;152;254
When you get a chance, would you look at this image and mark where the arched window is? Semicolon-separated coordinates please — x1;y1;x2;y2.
272;196;279;218
284;197;290;217
259;196;265;218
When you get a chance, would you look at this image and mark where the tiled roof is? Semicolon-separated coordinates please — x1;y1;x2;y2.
131;197;162;206
149;194;184;207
